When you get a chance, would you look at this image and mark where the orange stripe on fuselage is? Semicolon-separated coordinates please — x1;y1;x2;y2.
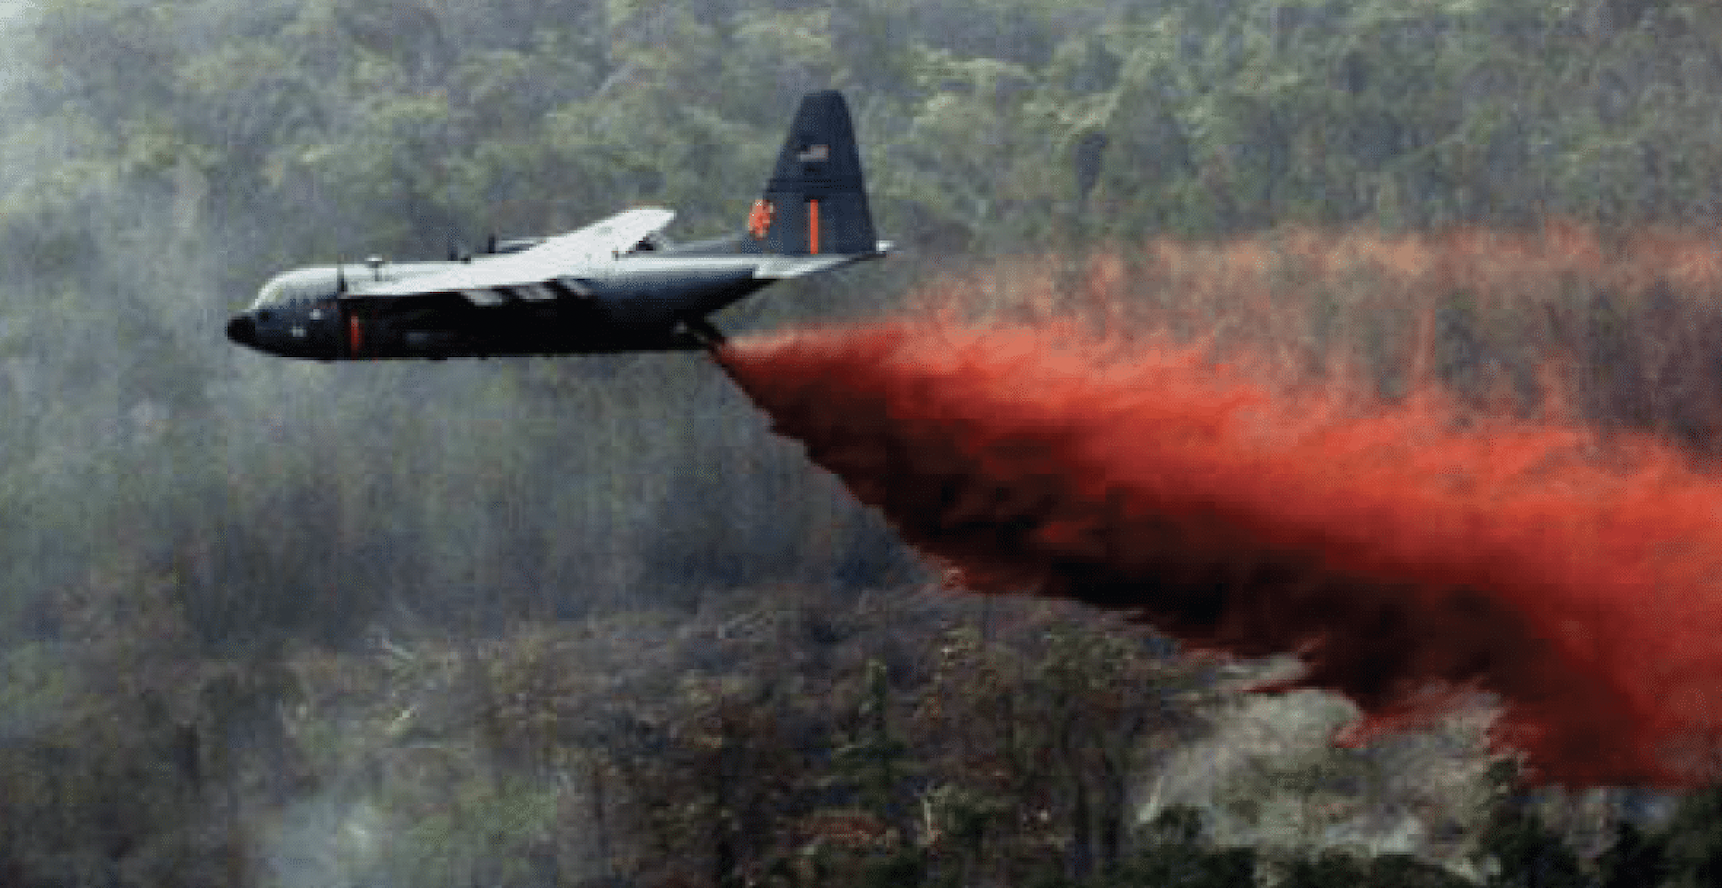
348;314;364;356
809;199;820;255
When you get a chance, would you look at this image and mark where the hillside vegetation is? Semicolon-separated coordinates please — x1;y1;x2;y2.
8;0;1722;886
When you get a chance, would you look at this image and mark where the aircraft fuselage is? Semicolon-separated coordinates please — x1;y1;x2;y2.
227;254;774;360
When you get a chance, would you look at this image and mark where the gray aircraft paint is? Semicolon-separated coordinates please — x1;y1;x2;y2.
227;90;887;361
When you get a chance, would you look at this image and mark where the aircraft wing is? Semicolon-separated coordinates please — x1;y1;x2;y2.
357;206;676;303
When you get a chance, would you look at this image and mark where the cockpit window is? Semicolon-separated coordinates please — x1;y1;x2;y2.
251;267;342;309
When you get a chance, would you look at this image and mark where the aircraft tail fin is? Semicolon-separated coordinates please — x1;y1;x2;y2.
747;90;881;257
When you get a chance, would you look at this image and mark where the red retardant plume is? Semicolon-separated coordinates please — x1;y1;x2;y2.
718;321;1722;787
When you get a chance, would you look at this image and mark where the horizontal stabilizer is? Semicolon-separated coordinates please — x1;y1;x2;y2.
753;241;892;279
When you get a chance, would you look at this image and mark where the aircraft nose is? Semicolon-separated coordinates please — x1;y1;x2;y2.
225;313;257;348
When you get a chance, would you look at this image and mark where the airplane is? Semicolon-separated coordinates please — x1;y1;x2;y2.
225;90;887;360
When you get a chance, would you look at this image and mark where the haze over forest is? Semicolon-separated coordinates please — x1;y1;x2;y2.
8;1;1722;886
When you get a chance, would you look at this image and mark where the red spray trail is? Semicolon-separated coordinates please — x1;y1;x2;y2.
717;320;1722;787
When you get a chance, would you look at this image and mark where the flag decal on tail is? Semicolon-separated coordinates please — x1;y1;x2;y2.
748;199;776;240
796;143;830;162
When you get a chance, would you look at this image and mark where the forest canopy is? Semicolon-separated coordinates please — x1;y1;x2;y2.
5;0;1722;886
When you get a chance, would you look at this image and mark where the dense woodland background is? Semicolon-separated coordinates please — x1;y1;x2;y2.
10;0;1722;885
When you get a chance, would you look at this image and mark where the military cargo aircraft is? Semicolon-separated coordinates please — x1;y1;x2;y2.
225;90;887;360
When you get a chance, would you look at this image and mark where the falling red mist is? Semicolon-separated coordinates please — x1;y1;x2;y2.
717;318;1722;787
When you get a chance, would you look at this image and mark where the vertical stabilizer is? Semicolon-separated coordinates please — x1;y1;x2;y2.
748;90;878;256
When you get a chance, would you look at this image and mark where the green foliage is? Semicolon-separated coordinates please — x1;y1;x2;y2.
1658;785;1722;888
1108;808;1257;887
832;659;914;819
13;0;1722;886
10;0;1722;656
1279;850;1473;888
386;774;560;888
1598;819;1668;888
1478;798;1591;888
